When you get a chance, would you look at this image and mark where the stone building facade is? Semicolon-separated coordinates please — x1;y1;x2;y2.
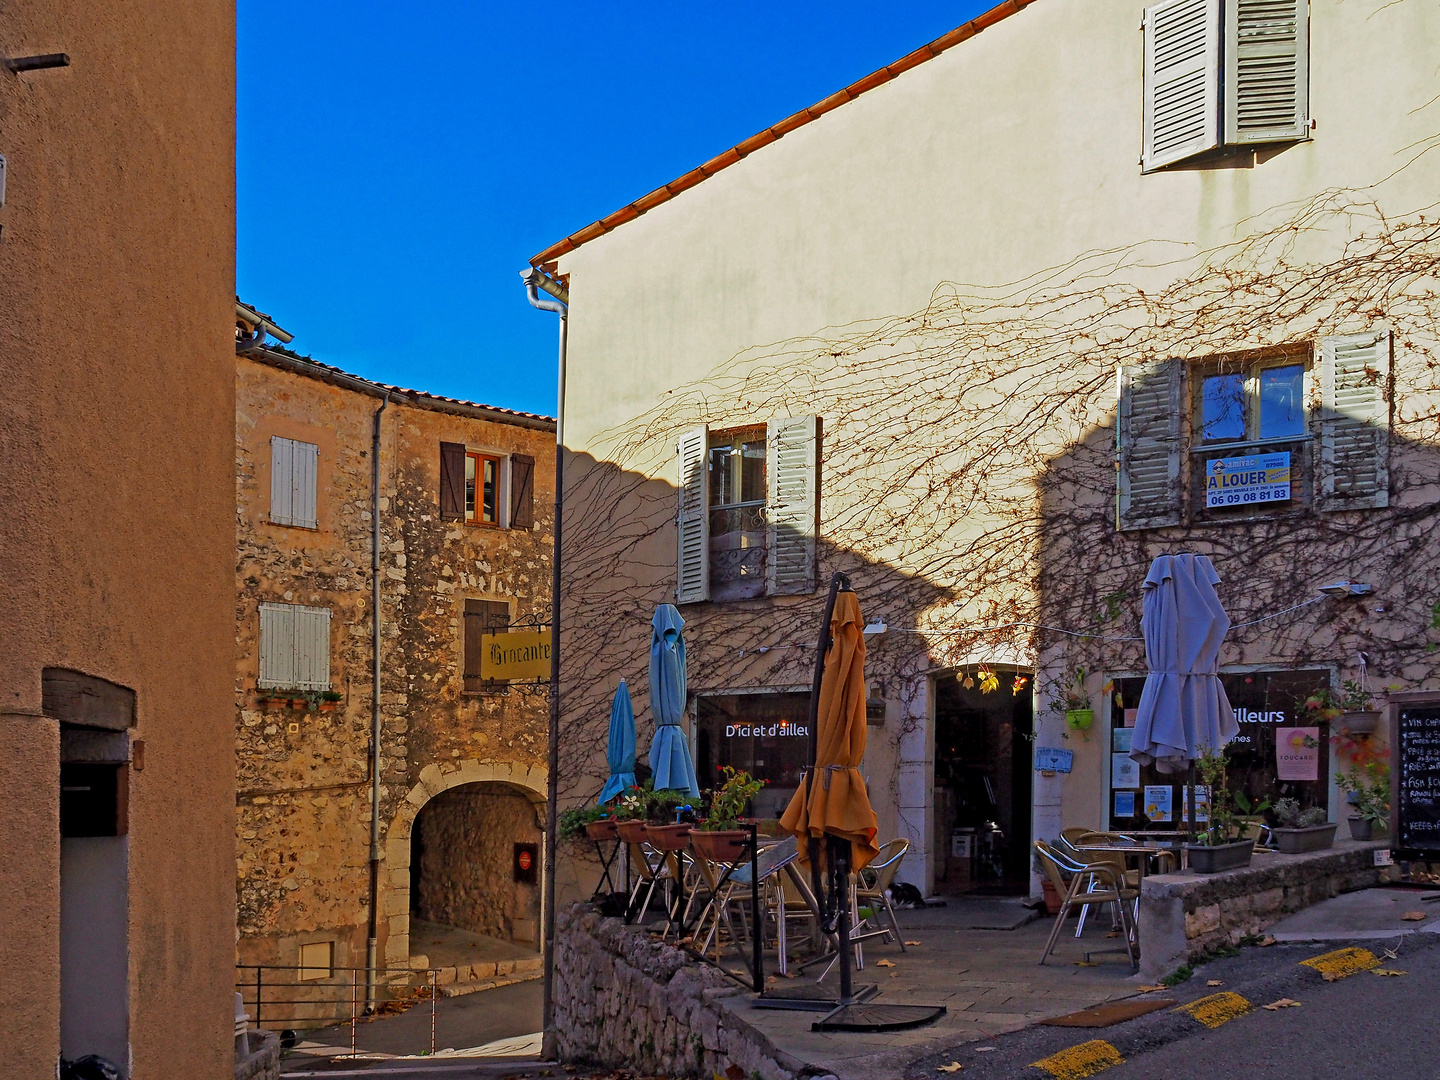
233;330;554;986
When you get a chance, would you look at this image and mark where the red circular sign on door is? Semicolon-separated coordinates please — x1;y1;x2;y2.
518;851;532;871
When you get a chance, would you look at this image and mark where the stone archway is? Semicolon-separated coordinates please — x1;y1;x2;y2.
382;759;547;969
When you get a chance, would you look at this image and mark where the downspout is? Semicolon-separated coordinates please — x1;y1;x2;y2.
365;390;391;1013
521;267;567;1059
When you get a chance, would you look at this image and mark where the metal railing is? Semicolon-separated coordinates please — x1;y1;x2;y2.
235;964;438;1057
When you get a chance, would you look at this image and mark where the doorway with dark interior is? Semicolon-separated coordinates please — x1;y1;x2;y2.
933;665;1033;895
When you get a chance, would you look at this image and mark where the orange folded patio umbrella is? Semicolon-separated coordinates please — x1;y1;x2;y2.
781;589;880;873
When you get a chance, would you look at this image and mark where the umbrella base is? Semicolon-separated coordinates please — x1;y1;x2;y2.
753;982;878;1011
812;1002;948;1032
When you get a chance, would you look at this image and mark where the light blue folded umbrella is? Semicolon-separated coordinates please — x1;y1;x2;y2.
1129;553;1238;774
649;604;700;798
597;679;637;805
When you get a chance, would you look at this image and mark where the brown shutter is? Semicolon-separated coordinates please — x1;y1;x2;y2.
440;442;466;520
510;454;535;530
463;599;511;692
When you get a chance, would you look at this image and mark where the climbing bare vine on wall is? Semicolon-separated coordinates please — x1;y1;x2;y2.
555;189;1440;811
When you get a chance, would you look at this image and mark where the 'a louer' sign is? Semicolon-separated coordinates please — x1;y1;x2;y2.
480;630;552;681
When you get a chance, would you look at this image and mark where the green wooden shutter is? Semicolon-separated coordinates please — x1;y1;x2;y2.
1225;0;1308;145
1319;332;1391;510
1117;360;1182;529
1142;0;1221;170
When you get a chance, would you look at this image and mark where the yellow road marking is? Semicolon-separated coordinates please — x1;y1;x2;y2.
1175;991;1252;1028
1299;947;1379;980
1031;1039;1124;1079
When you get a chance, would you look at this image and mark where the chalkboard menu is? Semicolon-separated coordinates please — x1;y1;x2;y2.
1395;705;1440;856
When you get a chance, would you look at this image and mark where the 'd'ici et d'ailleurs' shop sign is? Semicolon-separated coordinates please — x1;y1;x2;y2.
480;631;553;681
1205;452;1291;509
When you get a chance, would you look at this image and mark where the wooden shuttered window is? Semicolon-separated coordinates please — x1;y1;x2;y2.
463;599;511;692
675;426;710;604
766;415;819;596
270;436;319;529
1142;0;1221;171
258;602;331;690
1224;0;1309;146
510;454;535;530
439;442;466;521
1318;332;1391;510
1117;360;1182;530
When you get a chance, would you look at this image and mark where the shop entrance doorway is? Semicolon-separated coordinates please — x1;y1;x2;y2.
933;666;1033;895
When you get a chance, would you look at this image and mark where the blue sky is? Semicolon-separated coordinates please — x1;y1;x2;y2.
238;2;992;417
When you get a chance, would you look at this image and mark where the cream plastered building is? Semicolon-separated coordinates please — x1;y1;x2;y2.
536;0;1440;897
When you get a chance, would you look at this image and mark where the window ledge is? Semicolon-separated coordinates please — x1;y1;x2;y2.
1190;435;1311;455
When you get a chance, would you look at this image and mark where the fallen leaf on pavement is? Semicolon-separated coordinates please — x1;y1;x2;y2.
1263;998;1301;1010
1206;980;1224;986
1259;935;1278;946
1371;968;1408;976
975;1047;998;1053
1074;961;1099;967
890;972;900;978
936;1062;963;1073
1402;912;1427;921
875;959;897;967
1138;985;1168;992
1322;972;1341;982
904;940;923;946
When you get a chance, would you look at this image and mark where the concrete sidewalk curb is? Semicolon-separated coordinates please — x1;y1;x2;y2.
438;971;543;998
900;933;1440;1079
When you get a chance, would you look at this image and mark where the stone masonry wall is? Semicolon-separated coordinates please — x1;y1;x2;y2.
413;785;541;942
235;353;553;972
554;904;816;1080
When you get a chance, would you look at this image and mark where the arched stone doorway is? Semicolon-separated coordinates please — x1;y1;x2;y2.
382;761;546;969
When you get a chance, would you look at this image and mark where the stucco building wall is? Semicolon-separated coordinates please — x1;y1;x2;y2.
545;0;1440;896
0;1;237;1076
234;353;554;979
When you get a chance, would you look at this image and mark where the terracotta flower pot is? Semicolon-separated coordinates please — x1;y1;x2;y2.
689;829;750;862
585;818;618;841
614;820;650;844
645;823;693;850
319;701;338;712
1041;878;1062;915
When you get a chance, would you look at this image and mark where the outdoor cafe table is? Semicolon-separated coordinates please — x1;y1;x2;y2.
1074;839;1175;882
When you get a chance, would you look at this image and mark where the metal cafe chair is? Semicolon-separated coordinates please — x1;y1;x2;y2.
1034;840;1137;971
853;838;910;951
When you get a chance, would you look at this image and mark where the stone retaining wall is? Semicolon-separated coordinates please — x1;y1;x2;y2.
554;904;819;1080
1138;840;1391;982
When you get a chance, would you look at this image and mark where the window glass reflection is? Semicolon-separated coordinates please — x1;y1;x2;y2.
1201;373;1246;441
1259;364;1305;439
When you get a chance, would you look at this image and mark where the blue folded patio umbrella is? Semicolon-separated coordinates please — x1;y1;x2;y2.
597;679;637;805
649;604;700;798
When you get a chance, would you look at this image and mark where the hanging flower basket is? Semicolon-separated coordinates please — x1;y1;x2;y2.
1065;708;1094;732
585;818;618;841
614;820;649;844
644;823;692;850
1340;711;1380;737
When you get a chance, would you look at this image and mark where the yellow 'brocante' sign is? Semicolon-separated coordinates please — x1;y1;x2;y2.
480;630;552;681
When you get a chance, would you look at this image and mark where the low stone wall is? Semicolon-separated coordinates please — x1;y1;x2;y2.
235;1029;280;1080
554;904;817;1080
1138;840;1391;981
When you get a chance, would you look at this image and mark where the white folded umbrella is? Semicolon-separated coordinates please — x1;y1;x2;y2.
1129;553;1237;775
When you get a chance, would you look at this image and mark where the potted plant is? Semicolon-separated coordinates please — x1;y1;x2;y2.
254;692;272;711
1060;667;1093;731
558;806;611;842
1185;748;1257;873
319;690;343;712
612;785;651;843
691;767;763;861
1305;681;1380;737
1270;796;1337;854
1336;761;1390;840
643;787;694;850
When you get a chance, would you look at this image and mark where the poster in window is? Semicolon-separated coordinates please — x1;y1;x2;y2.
1275;727;1321;781
1112;754;1140;790
1144;785;1173;822
1112;727;1134;754
1114;791;1137;818
1179;785;1210;824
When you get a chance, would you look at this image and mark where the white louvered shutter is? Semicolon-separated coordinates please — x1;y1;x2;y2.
1117;360;1182;529
1318;332;1391;510
766;415;819;596
271;437;319;528
1225;0;1308;145
675;426;710;604
258;602;331;689
1142;0;1221;171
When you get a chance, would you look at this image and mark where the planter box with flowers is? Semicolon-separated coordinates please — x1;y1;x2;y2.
1183;747;1265;873
1270;797;1337;854
1336;743;1391;843
690;766;762;863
